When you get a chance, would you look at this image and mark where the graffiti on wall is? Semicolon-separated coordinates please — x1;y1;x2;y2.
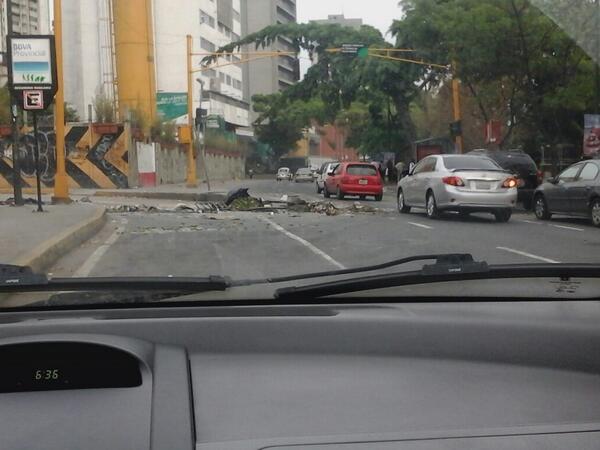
0;124;129;189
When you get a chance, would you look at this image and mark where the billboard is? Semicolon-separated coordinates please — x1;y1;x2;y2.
157;92;187;121
7;35;57;111
583;114;600;158
11;38;53;85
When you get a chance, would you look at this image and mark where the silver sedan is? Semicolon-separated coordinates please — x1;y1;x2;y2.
397;154;518;222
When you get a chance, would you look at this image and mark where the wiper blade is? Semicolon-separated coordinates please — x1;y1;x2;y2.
1;264;48;287
0;275;229;294
275;259;600;300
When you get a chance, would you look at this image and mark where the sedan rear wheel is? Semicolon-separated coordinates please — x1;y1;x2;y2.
397;190;411;213
534;194;552;220
336;187;345;200
591;198;600;228
426;193;439;219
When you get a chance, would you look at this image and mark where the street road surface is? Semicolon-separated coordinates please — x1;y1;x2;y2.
49;179;600;287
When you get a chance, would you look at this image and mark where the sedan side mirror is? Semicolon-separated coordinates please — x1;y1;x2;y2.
548;177;559;185
327;170;335;176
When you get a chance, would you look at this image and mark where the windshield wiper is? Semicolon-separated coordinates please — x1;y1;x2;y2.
275;256;600;300
0;263;229;295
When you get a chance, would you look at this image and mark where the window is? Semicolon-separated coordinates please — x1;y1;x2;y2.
347;165;378;176
200;10;215;28
226;75;232;86
413;158;435;174
333;164;342;175
233;79;242;90
219;72;226;82
579;163;599;181
442;156;501;171
200;38;216;52
558;164;582;182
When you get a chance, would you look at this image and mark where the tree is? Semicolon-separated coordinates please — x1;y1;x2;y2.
392;0;595;153
208;22;421;158
251;93;326;158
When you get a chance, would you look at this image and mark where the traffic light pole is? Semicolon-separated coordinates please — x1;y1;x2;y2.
186;35;198;188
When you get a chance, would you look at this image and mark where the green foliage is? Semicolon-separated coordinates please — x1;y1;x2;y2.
0;86;12;125
93;94;115;123
128;108;147;131
150;119;177;144
65;103;80;122
252;93;327;158
393;0;595;151
213;22;420;159
204;130;242;153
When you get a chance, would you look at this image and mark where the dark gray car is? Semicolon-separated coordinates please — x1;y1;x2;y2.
533;160;600;227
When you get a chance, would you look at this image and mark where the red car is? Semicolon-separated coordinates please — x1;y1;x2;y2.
324;162;384;201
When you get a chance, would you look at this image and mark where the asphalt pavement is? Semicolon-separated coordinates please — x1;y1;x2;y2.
46;178;600;288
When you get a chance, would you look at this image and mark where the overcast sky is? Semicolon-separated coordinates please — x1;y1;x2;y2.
296;0;401;39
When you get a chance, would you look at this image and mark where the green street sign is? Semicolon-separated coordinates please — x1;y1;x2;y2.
157;92;187;121
357;47;369;59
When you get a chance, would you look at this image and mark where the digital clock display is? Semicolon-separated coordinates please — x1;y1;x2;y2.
0;342;142;393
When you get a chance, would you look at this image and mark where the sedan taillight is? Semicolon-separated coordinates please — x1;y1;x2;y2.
442;176;465;187
502;177;518;188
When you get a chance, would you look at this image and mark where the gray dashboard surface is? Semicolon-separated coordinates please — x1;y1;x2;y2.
191;353;600;443
0;302;599;450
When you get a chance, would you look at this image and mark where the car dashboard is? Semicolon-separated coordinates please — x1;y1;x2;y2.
0;300;599;450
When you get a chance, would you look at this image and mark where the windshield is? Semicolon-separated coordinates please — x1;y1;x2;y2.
442;156;502;171
2;0;600;309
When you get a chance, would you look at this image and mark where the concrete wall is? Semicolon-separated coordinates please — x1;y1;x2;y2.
144;144;246;187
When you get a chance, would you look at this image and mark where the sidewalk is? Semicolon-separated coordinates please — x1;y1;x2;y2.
0;203;106;273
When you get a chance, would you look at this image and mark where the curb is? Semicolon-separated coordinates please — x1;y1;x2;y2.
14;206;107;274
93;190;228;203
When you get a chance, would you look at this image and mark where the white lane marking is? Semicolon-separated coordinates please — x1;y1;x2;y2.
408;222;433;230
520;220;543;225
74;226;125;277
496;247;560;264
259;216;346;269
552;224;585;232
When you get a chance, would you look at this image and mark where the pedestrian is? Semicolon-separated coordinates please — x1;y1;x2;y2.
395;160;406;180
248;169;254;180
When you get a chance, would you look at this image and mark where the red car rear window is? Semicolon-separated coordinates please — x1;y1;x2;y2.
347;165;378;176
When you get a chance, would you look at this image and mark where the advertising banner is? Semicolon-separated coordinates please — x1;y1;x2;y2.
157;92;187;121
583;114;600;158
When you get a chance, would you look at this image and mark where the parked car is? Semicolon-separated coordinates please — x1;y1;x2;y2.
468;149;542;209
276;167;292;182
397;154;518;222
533;160;600;227
294;168;314;183
315;161;339;194
324;162;384;201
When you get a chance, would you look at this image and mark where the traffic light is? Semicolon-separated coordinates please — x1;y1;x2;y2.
450;121;462;138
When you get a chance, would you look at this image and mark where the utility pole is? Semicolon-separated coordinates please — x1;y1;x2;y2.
7;0;23;206
52;0;71;203
452;62;464;154
186;34;197;188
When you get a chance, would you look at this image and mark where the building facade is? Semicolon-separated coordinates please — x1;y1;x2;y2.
241;0;299;113
154;0;248;128
310;14;363;30
61;0;249;128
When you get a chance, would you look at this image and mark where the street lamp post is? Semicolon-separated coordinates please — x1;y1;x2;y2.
186;34;198;187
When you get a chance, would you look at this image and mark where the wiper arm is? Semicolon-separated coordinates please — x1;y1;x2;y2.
275;257;600;300
234;253;478;287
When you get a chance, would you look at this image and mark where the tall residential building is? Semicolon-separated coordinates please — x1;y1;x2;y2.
310;14;363;30
241;0;299;112
154;0;248;127
62;0;249;128
0;0;51;83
